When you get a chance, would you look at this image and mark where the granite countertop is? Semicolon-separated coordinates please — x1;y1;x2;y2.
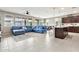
62;23;79;27
55;24;79;28
55;25;68;28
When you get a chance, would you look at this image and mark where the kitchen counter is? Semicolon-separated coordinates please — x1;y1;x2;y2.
55;25;79;39
62;23;79;27
67;27;79;33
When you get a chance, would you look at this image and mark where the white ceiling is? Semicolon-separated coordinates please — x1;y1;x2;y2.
0;7;79;18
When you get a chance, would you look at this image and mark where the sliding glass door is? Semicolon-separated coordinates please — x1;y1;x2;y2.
4;15;14;27
14;17;25;26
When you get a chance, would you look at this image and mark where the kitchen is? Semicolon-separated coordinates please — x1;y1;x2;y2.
55;14;79;39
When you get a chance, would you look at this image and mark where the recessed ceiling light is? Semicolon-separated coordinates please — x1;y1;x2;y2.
73;11;77;13
61;8;65;10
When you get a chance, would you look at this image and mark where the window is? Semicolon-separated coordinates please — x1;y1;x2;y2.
35;19;45;26
26;18;32;26
39;20;45;26
32;20;37;26
14;17;25;26
4;15;14;27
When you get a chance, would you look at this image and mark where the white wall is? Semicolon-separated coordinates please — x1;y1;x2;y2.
46;19;55;26
46;17;62;27
53;17;62;27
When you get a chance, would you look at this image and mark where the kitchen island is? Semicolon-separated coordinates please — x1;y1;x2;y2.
55;27;68;39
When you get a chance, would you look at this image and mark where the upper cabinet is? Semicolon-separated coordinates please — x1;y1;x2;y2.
62;17;71;23
62;16;79;23
73;16;79;23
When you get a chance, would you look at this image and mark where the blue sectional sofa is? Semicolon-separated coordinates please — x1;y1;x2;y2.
24;26;33;32
11;26;25;36
32;26;47;33
11;26;47;36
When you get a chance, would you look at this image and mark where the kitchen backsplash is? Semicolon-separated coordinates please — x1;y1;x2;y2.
62;23;79;27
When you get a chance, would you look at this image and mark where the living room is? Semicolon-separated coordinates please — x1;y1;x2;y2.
0;7;79;52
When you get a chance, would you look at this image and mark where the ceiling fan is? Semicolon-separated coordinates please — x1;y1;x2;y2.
26;11;30;15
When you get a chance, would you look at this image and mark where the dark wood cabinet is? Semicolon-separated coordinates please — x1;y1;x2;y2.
62;16;79;23
68;27;79;33
74;27;79;33
62;17;71;23
55;27;68;39
62;16;79;33
55;26;79;39
74;16;79;23
68;27;74;32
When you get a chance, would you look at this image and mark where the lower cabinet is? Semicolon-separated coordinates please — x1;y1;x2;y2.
55;27;79;39
68;27;79;33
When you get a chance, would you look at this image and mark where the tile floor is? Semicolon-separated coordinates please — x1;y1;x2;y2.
0;30;79;52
